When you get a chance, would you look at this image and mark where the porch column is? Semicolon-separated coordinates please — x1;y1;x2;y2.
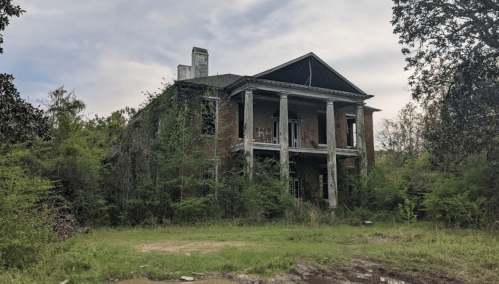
356;102;367;177
279;93;289;189
244;89;254;179
326;99;338;209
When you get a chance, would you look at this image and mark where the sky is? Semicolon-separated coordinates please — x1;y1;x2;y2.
2;0;415;134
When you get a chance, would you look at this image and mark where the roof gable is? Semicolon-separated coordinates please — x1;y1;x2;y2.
254;53;366;95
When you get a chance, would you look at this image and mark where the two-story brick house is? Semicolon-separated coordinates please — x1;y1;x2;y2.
174;47;379;209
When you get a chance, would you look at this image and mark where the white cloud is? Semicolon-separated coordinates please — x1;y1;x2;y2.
59;52;174;117
3;0;413;137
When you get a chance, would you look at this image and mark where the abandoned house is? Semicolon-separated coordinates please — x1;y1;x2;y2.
173;47;379;209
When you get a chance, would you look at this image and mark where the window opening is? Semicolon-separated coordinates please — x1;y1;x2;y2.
320;167;328;199
238;102;244;139
273;119;279;144
202;99;218;135
318;112;327;145
291;177;301;198
272;110;301;148
346;115;356;147
198;160;219;196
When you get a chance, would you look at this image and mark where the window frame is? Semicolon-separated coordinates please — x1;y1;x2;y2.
346;114;356;147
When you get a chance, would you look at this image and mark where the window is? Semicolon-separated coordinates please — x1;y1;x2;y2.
320;167;328;199
289;121;300;148
346;115;356;147
202;99;218;135
238;102;244;139
290;177;301;198
198;159;219;196
272;110;301;148
318;112;326;145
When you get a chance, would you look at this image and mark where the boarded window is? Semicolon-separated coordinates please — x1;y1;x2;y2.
202;99;217;135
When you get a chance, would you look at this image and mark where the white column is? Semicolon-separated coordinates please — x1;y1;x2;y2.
356;102;367;177
326;99;338;209
279;93;289;189
244;89;254;179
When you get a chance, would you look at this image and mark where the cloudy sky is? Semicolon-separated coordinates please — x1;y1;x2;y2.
2;0;414;134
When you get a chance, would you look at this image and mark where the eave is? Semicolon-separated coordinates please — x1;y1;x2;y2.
226;76;373;103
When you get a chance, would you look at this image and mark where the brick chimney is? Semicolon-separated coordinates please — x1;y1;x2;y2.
177;47;209;80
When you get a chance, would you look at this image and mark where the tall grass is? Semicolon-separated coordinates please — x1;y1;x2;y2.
0;222;498;284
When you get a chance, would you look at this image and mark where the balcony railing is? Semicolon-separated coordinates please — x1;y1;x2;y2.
230;142;358;157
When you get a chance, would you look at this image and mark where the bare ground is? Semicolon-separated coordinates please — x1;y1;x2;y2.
132;242;472;284
135;241;252;256
203;259;471;284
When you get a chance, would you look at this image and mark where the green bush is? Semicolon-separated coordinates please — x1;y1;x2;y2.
424;173;481;227
0;145;54;268
424;155;495;227
242;158;295;220
172;195;222;223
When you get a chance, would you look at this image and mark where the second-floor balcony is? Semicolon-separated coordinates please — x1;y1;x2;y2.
230;142;359;157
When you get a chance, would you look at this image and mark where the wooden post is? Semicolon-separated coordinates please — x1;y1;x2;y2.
356;102;367;177
244;89;254;179
279;93;289;189
326;99;338;210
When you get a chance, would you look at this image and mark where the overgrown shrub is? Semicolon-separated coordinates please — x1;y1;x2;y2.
241;158;295;220
0;145;54;268
172;195;222;223
424;155;495;227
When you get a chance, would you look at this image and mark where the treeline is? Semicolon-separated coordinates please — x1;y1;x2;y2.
356;103;499;228
2;0;499;271
1;83;303;267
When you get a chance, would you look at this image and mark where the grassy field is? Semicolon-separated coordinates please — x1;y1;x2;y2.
1;221;498;284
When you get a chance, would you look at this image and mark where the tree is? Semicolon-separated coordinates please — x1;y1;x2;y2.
0;1;50;144
40;87;110;225
0;75;50;144
392;0;499;167
377;102;424;166
0;144;54;268
0;0;24;54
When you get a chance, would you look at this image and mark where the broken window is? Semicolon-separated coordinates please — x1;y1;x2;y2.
202;99;218;135
346;115;356;147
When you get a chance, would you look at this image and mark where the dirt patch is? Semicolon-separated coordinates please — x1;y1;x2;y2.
112;258;472;284
135;241;252;256
202;259;471;284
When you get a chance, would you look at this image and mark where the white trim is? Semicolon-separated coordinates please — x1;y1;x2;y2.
228;79;370;103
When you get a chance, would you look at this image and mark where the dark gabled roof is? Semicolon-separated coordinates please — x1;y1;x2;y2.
178;74;242;88
254;52;367;95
